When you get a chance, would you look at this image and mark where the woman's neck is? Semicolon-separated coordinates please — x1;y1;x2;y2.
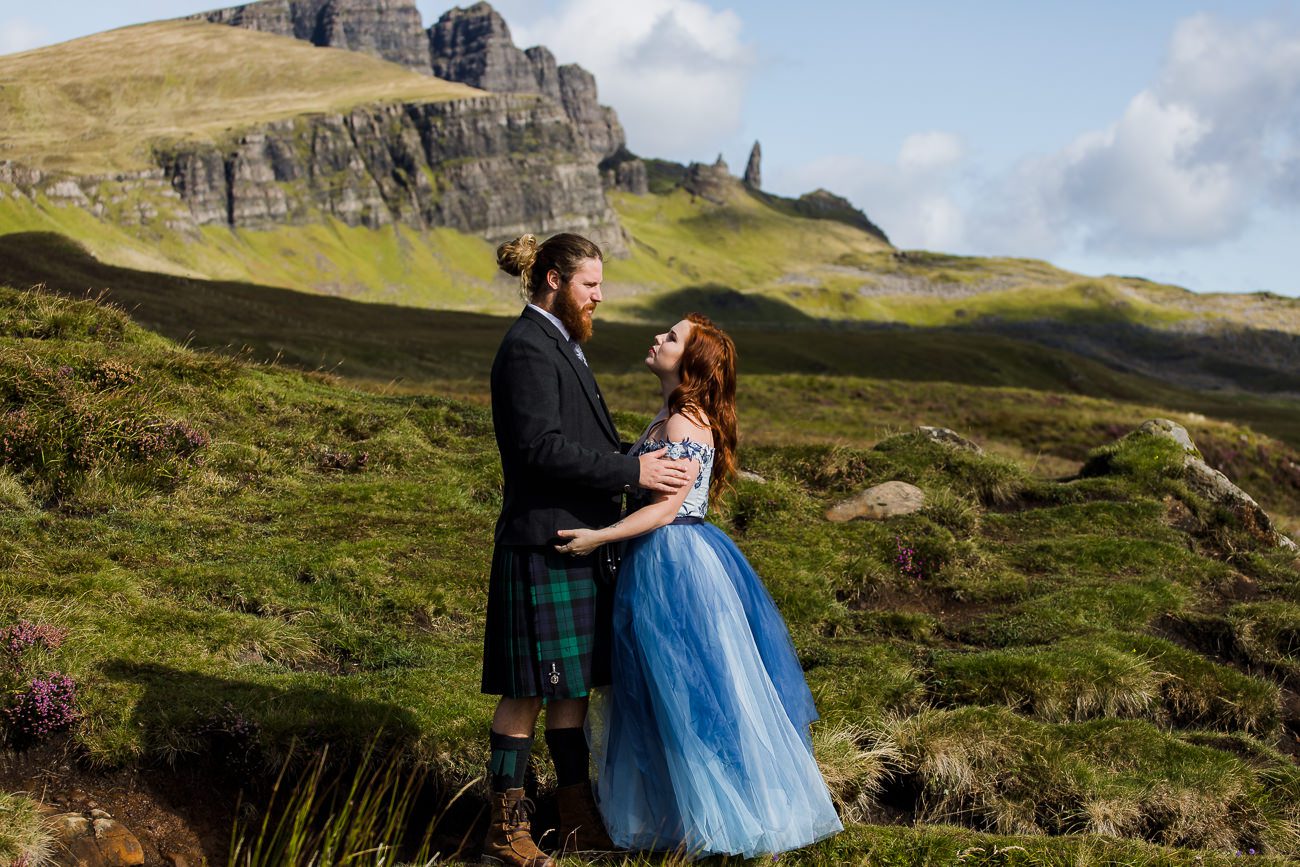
657;371;680;403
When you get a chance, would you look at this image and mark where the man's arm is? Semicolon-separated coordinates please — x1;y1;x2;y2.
499;339;688;493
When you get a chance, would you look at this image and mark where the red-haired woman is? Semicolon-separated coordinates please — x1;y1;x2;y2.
556;314;842;858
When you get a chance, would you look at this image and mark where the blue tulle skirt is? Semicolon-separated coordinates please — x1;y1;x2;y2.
590;522;843;858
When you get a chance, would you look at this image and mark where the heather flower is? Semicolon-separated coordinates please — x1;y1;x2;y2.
1;620;68;658
894;536;926;580
5;671;80;738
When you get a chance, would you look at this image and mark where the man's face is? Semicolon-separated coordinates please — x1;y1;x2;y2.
552;257;603;343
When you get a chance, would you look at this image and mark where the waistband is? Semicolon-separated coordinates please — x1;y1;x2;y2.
670;516;705;525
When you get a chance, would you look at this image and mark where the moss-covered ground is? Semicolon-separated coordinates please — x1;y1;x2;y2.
3;286;1300;864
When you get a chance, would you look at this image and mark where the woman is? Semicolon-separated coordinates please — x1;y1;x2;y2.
555;314;843;858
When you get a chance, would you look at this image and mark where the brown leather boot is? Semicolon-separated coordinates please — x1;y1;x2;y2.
553;782;618;855
481;788;554;867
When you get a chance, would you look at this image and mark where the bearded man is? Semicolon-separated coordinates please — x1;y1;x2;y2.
480;232;689;866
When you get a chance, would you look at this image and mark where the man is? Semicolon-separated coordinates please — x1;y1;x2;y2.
481;233;689;866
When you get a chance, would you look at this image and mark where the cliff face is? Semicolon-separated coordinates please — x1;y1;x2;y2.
155;93;624;250
1;93;625;253
194;0;632;165
196;0;430;72
427;4;625;159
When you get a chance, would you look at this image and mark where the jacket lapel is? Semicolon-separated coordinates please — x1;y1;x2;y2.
522;308;620;445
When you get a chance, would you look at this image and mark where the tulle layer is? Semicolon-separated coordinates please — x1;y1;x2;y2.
591;522;842;858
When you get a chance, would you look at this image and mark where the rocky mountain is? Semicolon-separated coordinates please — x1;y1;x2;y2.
0;18;626;254
198;0;430;71
154;94;624;250
192;0;628;163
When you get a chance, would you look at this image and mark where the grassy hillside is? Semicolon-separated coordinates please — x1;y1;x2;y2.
6;229;1300;494
0;20;481;174
3;286;1300;864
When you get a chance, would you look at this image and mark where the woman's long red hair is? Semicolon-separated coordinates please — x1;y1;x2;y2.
667;313;738;505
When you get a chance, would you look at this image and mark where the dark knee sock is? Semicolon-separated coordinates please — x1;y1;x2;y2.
545;727;589;788
488;730;533;793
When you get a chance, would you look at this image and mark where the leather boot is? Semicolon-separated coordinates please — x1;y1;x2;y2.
481;788;554;867
553;782;618;855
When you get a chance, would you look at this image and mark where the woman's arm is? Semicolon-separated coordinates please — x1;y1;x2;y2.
555;413;713;556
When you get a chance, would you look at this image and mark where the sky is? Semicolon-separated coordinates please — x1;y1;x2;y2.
4;1;1300;297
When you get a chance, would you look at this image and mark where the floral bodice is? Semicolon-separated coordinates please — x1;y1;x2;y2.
635;437;714;518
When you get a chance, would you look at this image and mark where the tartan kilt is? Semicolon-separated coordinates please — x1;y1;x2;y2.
481;544;613;699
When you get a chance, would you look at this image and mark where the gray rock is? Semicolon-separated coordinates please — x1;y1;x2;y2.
194;0;431;72
1130;418;1297;552
743;140;761;190
738;469;766;484
916;426;984;454
681;157;734;204
599;149;649;195
1138;418;1199;453
826;481;925;522
428;2;538;92
427;3;625;158
150;95;625;251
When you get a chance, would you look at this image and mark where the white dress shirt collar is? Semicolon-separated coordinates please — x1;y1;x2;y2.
527;303;571;342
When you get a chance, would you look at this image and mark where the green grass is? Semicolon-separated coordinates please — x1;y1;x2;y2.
0;790;52;866
3;287;1300;861
0;20;481;174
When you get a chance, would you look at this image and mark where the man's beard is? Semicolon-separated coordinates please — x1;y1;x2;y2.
553;283;594;342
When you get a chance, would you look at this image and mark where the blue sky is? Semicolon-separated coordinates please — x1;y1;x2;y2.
4;1;1299;296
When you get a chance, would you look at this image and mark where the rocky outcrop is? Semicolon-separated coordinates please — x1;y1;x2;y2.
1134;419;1297;553
681;155;733;204
151;94;624;250
916;426;984;454
196;0;633;164
599;147;649;195
743;141;761;190
787;189;890;244
193;0;430;71
3;90;625;251
427;3;627;161
428;2;537;92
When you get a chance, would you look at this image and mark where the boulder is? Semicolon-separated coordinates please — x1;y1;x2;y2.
1138;418;1197;453
916;426;983;454
826;481;925;522
1137;418;1298;552
47;810;145;867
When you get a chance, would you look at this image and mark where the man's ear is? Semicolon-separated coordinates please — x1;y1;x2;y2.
546;269;562;292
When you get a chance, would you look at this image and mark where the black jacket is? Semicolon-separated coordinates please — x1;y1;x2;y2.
490;306;640;546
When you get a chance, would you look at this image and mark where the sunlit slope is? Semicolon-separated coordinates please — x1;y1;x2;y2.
604;185;892;299
607;190;1300;334
0;20;482;174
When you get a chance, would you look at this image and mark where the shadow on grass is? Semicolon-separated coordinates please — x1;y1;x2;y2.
0;231;1170;392
5;230;1300;447
100;659;421;769
100;660;491;862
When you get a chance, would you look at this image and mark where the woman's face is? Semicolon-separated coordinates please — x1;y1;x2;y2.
646;319;693;376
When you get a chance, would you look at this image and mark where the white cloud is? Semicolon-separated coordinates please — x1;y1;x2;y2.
775;133;969;251
0;18;49;55
980;13;1300;257
502;0;755;158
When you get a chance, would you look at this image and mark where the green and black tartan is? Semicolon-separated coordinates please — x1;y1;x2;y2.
481;544;613;699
